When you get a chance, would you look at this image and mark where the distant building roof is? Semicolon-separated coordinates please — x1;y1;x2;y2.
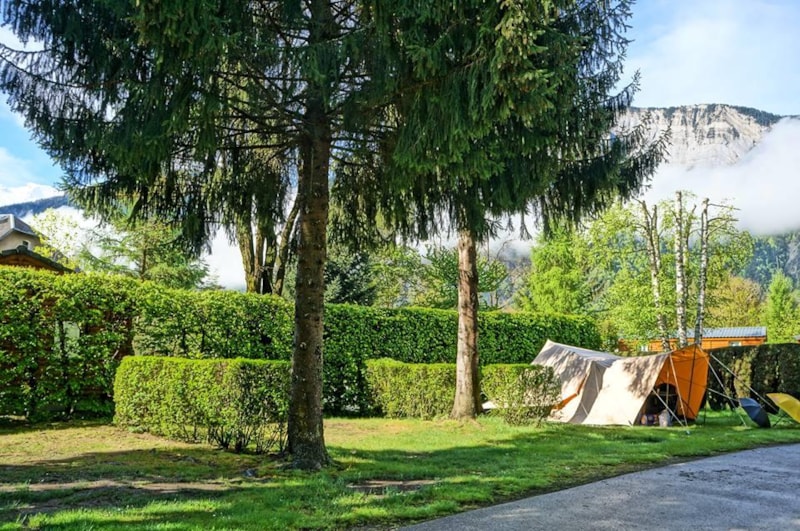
701;327;766;339
0;214;38;242
657;327;767;341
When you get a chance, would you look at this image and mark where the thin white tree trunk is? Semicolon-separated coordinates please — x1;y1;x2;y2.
674;191;688;348
638;200;670;351
694;198;710;346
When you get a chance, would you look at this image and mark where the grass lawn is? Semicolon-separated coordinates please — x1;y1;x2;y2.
1;412;799;530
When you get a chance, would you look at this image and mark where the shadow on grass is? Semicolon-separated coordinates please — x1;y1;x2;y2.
1;418;798;530
0;417;112;435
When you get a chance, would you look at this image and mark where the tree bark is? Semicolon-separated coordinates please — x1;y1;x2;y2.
236;215;259;293
694;198;710;346
287;0;333;469
674;191;688;348
272;196;300;297
638;201;670;352
451;227;483;419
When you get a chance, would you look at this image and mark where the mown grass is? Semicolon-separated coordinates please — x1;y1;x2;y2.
1;411;799;530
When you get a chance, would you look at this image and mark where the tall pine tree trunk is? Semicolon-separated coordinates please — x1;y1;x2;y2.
236;219;259;294
287;0;333;468
694;198;710;346
451;227;483;419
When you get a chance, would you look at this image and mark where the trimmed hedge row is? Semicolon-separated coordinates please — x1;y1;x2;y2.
116;357;560;441
114;357;290;453
706;343;800;410
365;359;455;419
0;266;599;419
0;268;135;420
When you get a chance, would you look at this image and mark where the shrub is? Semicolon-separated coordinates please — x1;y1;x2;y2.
0;267;135;420
482;364;561;425
706;343;800;411
114;356;289;453
365;359;455;419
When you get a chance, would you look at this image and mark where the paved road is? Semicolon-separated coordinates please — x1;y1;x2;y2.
403;444;800;531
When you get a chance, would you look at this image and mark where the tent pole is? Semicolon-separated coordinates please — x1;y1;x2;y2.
708;352;773;404
707;356;748;426
686;345;698;417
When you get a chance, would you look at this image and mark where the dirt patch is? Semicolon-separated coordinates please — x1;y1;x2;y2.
347;479;436;495
0;479;231;494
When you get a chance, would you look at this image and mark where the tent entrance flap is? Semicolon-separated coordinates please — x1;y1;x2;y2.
532;340;710;426
654;344;709;420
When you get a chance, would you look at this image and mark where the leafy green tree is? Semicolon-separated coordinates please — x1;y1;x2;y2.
705;276;763;328
763;271;800;343
414;245;508;310
369;245;425;308
1;0;383;468
31;209;87;271
80;215;211;290
33;207;209;289
515;227;592;315
586;196;753;346
323;247;376;306
343;0;667;418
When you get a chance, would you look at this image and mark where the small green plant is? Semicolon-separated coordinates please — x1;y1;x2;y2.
482;364;561;425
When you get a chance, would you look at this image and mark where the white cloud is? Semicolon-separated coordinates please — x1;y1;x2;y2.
640;118;800;235
205;232;246;290
0;182;60;206
628;0;800;115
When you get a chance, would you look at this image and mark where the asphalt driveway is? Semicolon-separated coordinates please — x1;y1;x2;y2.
403;443;800;530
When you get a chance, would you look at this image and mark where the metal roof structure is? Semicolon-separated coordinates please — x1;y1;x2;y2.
697;327;766;339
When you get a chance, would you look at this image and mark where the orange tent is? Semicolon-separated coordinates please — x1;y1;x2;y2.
533;341;709;425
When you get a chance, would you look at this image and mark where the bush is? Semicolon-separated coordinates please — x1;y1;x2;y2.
365;359;455;419
0;267;135;420
482;364;561;425
114;356;289;453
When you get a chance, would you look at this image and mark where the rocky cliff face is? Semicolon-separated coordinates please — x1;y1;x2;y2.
626;104;784;168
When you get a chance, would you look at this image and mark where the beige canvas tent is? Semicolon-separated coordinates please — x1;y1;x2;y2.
532;340;709;425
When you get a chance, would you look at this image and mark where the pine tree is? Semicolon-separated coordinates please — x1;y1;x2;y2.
341;0;668;418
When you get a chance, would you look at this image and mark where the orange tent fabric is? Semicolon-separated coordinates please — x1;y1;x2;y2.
654;344;709;420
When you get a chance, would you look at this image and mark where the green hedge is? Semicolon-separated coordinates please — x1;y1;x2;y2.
0;268;135;420
706;343;800;410
364;360;561;423
365;359;455;419
114;356;289;453
322;305;599;414
0;266;599;419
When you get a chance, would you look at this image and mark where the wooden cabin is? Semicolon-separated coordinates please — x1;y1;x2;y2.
646;327;767;352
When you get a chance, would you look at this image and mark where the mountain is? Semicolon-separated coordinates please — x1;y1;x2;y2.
627;104;785;168
0;194;70;218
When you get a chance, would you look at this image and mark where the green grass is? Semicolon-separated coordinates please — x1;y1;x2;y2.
1;412;799;530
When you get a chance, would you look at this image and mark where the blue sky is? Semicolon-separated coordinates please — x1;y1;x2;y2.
1;0;799;197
